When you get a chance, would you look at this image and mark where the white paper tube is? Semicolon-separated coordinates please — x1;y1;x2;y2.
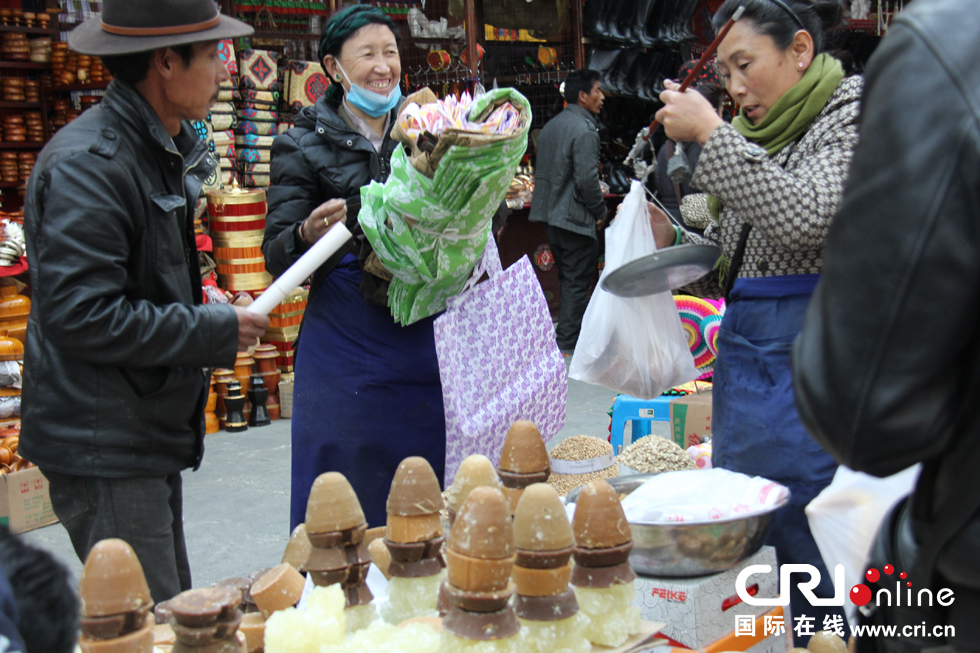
247;223;353;316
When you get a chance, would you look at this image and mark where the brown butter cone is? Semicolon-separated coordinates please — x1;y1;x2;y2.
448;486;513;559
498;421;549;474
513;483;574;552
79;539;153;618
305;472;366;534
572;479;632;549
446;455;501;515
386;456;444;516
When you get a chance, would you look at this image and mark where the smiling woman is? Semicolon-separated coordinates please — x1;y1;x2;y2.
263;6;449;535
647;0;862;645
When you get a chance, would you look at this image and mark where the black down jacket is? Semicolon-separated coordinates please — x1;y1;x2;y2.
793;0;980;595
263;94;399;278
20;80;240;478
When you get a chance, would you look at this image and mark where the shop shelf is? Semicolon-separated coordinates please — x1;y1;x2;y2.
0;25;60;36
0;61;51;69
45;81;110;93
0;101;41;109
0;142;44;149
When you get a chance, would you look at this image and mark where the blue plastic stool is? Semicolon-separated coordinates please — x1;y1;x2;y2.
610;394;673;453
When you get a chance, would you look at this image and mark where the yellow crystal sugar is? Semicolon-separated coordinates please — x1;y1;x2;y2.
573;582;642;647
264;584;346;653
518;613;590;653
380;572;445;625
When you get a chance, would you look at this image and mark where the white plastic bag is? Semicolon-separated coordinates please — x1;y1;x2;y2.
569;180;698;398
805;465;919;624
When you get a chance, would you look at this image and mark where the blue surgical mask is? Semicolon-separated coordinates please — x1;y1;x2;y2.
337;62;401;118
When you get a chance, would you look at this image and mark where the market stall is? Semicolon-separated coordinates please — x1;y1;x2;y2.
0;0;909;649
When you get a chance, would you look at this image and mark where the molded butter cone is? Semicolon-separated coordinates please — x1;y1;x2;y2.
514;483;574;552
79;539;152;617
281;523;312;571
387;456;444;516
572;479;632;549
448;486;513;559
498;421;549;474
446;455;501;516
305;472;365;534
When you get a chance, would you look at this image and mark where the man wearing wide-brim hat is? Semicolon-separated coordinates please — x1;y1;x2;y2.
20;0;269;602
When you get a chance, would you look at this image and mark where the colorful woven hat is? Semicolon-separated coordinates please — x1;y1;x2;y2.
674;295;724;379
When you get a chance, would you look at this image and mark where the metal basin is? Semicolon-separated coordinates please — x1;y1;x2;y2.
565;473;790;578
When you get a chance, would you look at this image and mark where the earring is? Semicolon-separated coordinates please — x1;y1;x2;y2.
798;62;804;69
336;75;342;81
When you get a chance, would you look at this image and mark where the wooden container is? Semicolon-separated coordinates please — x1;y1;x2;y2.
212;368;236;428
0;290;29;343
206;185;272;290
262;369;281;420
252;344;279;374
206;185;267;233
0;336;22;361
233;351;254;396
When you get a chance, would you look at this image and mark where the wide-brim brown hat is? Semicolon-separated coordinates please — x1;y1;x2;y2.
69;0;254;56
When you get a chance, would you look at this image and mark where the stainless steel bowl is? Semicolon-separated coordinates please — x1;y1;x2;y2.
565;473;790;578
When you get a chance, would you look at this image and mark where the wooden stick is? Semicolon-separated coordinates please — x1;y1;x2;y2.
643;5;745;140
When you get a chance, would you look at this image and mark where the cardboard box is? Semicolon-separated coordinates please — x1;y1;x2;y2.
0;466;58;533
633;546;778;650
670;390;712;449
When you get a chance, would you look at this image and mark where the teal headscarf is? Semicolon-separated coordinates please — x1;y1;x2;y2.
318;6;399;104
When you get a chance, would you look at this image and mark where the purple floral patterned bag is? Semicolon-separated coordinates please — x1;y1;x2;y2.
434;238;567;486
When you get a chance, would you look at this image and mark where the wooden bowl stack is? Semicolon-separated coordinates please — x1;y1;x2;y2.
49;98;69;131
50;42;68;80
1;77;26;103
17;152;35;180
23;79;39;103
1;33;30;62
2;114;26;143
87;58;106;84
24;111;42;142
29;37;51;64
0;152;19;183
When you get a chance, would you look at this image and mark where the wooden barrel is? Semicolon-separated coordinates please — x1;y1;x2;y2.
207;187;272;291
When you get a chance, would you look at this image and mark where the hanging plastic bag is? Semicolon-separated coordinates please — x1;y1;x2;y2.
805;465;920;624
569;180;698;399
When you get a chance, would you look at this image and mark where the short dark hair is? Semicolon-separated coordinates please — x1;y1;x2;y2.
318;5;400;103
563;68;601;105
0;527;78;653
101;43;196;85
695;82;724;110
713;0;842;54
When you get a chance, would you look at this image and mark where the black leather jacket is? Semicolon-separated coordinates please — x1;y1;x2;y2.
793;0;980;591
262;94;398;278
21;80;239;478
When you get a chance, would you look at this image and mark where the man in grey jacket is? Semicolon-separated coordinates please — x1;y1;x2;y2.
530;69;607;352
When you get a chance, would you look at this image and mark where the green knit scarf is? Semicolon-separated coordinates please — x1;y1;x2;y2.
709;53;844;282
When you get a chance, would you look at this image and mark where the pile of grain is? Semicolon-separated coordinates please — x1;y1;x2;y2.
547;435;619;497
619;436;696;474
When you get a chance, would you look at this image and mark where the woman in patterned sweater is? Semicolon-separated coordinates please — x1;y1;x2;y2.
651;0;859;640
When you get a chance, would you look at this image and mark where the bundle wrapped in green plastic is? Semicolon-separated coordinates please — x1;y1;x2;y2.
358;87;532;325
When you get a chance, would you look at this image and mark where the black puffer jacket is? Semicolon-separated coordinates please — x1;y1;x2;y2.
263;94;399;277
21;80;240;478
794;0;980;594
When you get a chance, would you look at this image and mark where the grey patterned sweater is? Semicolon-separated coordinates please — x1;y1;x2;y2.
680;75;863;297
